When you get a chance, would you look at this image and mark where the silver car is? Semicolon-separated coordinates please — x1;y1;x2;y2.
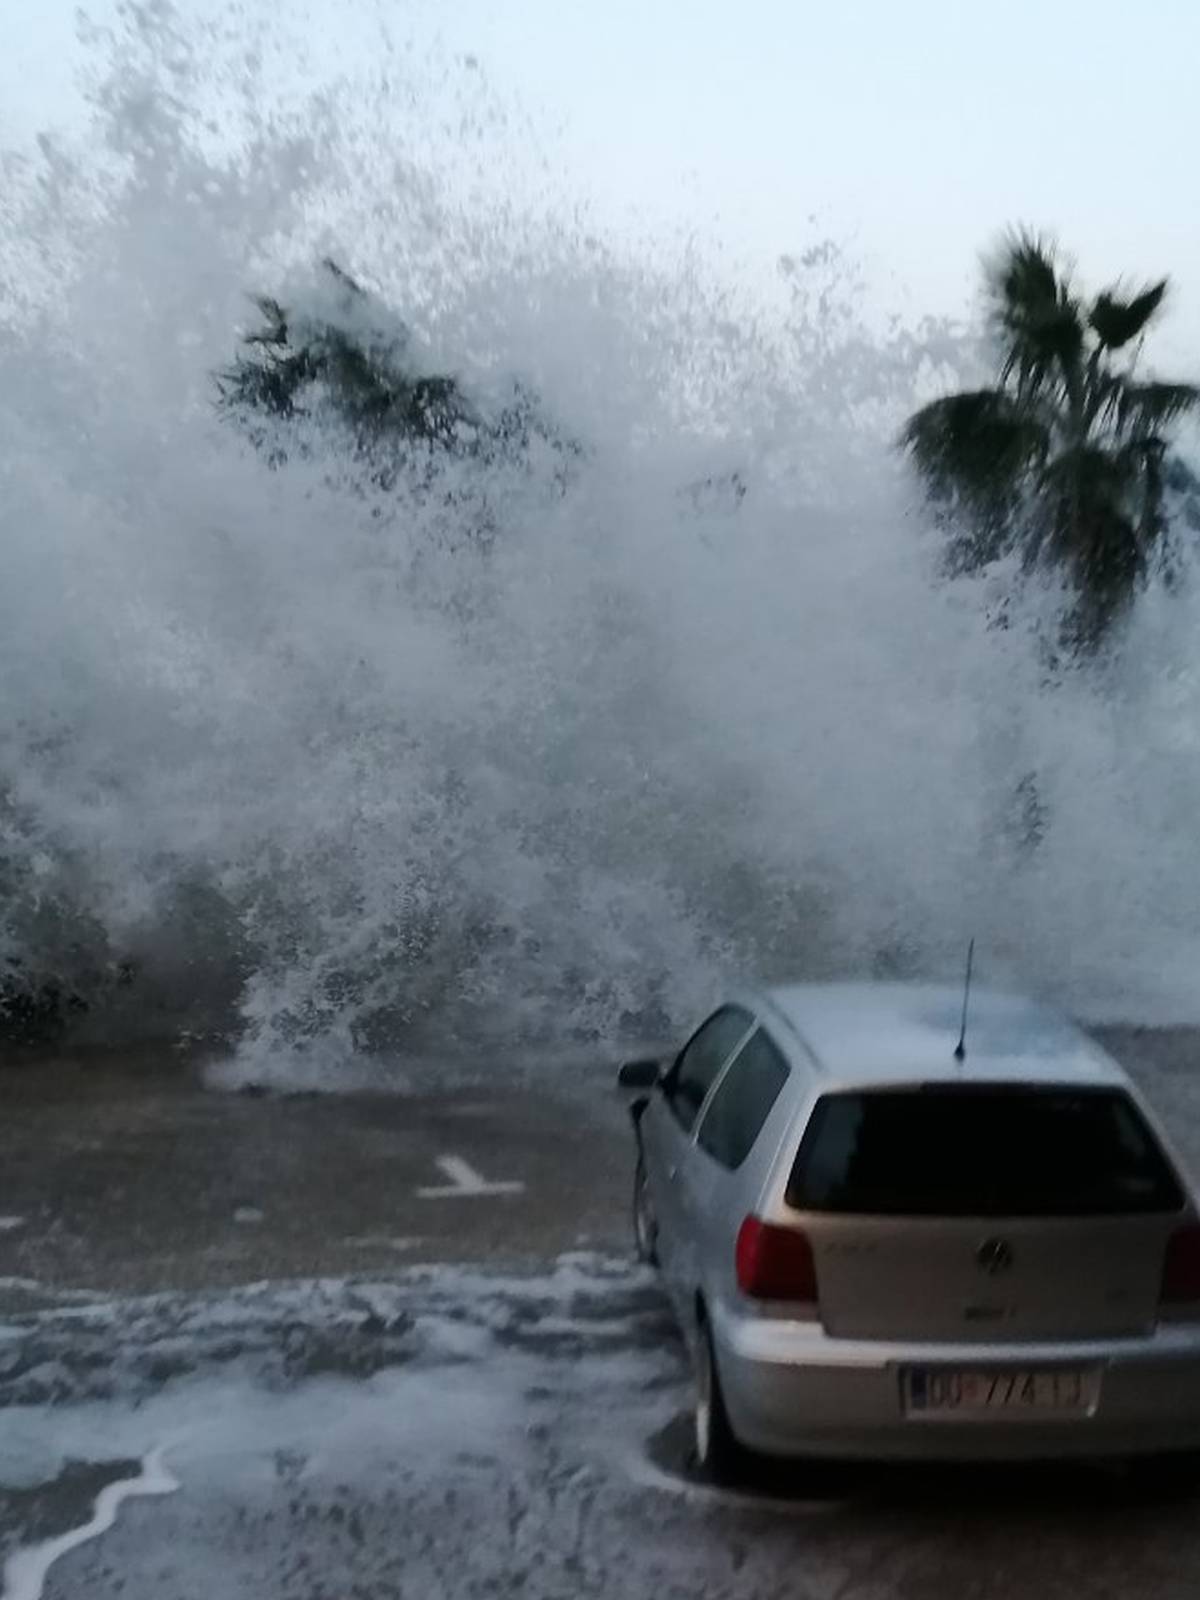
619;982;1200;1481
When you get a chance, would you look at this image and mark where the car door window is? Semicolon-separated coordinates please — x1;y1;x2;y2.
667;1007;754;1134
696;1027;790;1170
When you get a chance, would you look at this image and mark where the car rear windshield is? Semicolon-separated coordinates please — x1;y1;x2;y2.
786;1085;1184;1217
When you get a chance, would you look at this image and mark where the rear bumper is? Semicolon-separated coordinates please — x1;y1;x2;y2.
711;1303;1200;1462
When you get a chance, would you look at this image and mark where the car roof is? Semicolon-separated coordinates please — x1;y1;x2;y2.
743;981;1127;1090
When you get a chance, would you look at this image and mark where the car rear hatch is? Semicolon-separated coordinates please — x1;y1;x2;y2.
784;1083;1187;1342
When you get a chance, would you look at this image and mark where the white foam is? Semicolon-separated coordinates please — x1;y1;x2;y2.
1;1447;179;1600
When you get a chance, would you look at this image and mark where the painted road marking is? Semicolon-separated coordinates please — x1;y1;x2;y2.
0;1218;25;1233
345;1235;424;1252
417;1155;524;1199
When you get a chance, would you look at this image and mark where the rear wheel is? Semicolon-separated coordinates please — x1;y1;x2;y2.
694;1323;747;1486
632;1151;659;1265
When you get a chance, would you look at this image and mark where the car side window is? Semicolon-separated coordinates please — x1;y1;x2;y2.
667;1007;754;1134
696;1026;790;1170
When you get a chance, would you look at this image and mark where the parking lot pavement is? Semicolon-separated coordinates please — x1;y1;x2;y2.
2;1257;1200;1600
0;1059;636;1302
3;1023;1199;1305
4;1032;1200;1596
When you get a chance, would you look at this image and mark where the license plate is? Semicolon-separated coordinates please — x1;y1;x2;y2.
902;1366;1099;1419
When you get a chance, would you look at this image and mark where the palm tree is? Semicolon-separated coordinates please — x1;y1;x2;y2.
216;258;479;457
216;258;581;491
901;232;1200;648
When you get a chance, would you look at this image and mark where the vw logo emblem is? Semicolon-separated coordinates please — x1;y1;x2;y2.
976;1237;1014;1276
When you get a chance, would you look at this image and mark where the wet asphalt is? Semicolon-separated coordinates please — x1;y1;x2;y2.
1;1025;1200;1599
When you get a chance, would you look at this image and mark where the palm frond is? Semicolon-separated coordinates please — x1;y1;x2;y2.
984;231;1084;396
902;233;1196;653
1115;380;1200;437
1040;443;1139;511
985;229;1061;318
242;295;289;348
215;347;319;418
1086;368;1127;432
900;390;1046;506
1038;445;1147;617
320;257;364;297
1089;281;1168;349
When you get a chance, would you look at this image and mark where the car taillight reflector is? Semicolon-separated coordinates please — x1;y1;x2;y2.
735;1215;818;1302
1161;1223;1200;1303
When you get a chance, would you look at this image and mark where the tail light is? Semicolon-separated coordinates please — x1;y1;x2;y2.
735;1215;818;1303
1161;1223;1200;1304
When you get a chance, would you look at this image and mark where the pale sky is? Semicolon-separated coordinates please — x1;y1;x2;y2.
5;0;1200;357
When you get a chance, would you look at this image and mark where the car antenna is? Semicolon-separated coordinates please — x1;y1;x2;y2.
954;938;975;1063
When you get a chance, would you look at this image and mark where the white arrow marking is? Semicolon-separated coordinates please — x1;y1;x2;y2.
416;1154;524;1199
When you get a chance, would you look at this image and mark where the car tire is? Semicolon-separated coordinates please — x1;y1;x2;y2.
693;1322;747;1487
633;1151;659;1266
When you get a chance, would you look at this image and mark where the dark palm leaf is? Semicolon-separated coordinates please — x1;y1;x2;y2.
902;233;1197;653
998;304;1084;398
1086;368;1127;431
986;232;1084;395
900;390;1046;506
394;376;479;446
1038;443;1152;623
215;347;319;418
320;257;365;297
1121;435;1169;551
986;231;1060;317
1040;443;1138;514
242;296;289;347
1089;281;1168;350
1115;380;1200;438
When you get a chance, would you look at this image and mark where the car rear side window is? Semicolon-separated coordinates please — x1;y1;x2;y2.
667;1007;754;1133
696;1028;790;1170
786;1085;1184;1217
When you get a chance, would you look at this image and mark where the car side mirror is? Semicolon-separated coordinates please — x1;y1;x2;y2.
617;1058;662;1091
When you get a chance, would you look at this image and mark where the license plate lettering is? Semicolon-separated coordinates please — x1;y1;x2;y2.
903;1366;1096;1419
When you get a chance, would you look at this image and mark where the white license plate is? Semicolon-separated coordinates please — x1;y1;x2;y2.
902;1366;1099;1419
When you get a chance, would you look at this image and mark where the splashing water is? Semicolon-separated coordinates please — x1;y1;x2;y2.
2;6;1199;1086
